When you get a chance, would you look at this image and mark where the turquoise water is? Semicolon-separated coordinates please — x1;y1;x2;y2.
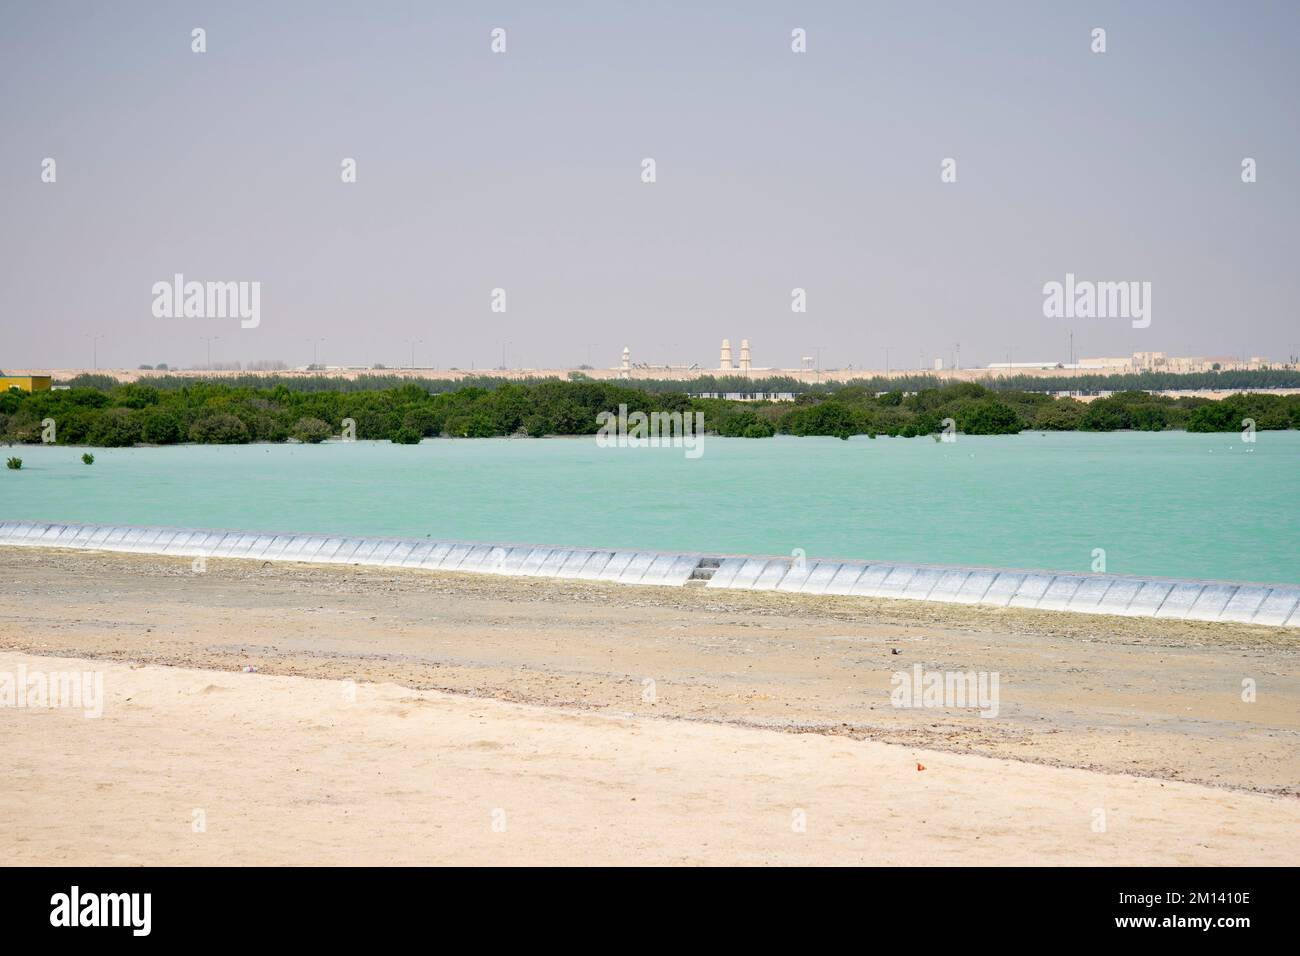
2;432;1296;584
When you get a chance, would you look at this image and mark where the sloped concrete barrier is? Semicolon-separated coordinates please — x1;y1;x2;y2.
2;520;1297;627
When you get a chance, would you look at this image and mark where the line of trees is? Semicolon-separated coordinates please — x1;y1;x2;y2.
53;366;1300;397
2;380;1297;447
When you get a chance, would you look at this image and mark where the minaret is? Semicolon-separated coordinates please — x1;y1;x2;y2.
719;339;733;371
620;346;631;379
739;339;751;373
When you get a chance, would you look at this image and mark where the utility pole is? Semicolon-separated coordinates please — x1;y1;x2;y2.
311;337;324;369
201;336;220;369
408;338;423;370
85;333;104;371
883;346;892;375
807;346;827;383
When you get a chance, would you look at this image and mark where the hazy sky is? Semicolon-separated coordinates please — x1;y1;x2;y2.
2;1;1297;372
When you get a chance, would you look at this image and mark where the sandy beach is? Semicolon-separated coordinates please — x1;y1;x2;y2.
2;547;1298;865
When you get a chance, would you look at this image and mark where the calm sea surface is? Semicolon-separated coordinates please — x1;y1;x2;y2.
3;432;1297;584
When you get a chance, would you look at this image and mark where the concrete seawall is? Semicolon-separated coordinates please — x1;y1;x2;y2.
3;520;1297;627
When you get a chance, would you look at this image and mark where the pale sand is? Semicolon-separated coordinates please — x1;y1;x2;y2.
1;548;1298;865
4;651;1297;866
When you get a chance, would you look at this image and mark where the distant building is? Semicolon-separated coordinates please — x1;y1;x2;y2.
0;375;52;393
1074;352;1272;373
986;361;1063;370
692;391;794;402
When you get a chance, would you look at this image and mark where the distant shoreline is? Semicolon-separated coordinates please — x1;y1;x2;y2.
4;377;1298;445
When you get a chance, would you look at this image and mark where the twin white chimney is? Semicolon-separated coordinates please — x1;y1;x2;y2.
719;338;752;372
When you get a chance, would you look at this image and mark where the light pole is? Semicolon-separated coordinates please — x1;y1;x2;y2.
408;339;423;370
311;338;325;370
84;334;104;370
201;336;220;369
810;345;827;383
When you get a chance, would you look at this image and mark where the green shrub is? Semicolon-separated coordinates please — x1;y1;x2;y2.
0;410;41;443
779;401;867;439
246;412;291;442
1127;404;1171;431
442;409;497;438
390;425;423;444
1032;398;1086;431
82;453;94;465
111;383;161;409
5;457;21;470
189;413;251;444
87;407;141;447
345;407;399;440
139;406;185;444
717;410;775;438
400;408;442;437
954;399;1022;435
291;417;332;443
1080;398;1134;431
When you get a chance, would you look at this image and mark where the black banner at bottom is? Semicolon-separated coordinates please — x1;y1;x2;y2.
0;866;1286;942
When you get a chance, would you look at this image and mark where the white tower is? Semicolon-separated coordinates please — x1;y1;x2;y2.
739;339;751;373
620;346;631;379
719;338;733;371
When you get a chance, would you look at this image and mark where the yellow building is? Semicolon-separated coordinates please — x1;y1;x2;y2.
0;375;52;393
